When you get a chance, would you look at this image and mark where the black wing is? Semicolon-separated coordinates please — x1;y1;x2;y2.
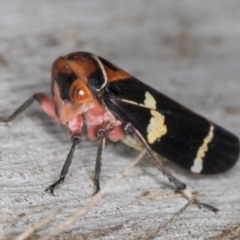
101;78;239;174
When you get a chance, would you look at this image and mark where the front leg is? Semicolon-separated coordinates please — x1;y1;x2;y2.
0;93;60;124
45;116;83;195
45;133;82;195
93;128;106;195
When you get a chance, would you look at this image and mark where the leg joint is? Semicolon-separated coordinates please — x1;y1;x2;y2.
71;134;82;144
32;93;44;101
97;128;106;139
123;122;133;135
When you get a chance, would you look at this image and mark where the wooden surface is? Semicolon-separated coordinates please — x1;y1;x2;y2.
0;1;240;239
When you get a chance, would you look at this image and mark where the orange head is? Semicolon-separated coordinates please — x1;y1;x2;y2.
51;52;132;124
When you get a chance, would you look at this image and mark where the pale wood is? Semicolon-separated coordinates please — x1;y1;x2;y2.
0;1;240;239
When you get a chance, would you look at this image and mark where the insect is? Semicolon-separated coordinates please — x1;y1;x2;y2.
1;52;239;200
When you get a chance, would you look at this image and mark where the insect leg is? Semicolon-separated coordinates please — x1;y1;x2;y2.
0;93;60;124
45;134;82;195
180;189;218;212
123;123;218;212
123;123;186;191
93;128;106;195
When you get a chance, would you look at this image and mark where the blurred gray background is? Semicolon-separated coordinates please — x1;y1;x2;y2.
0;1;240;239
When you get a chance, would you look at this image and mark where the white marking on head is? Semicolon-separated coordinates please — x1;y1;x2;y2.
92;55;108;90
191;125;214;173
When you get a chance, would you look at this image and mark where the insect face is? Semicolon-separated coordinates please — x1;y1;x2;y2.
51;56;95;124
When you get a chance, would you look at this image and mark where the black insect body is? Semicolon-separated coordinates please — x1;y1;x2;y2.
1;52;239;212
